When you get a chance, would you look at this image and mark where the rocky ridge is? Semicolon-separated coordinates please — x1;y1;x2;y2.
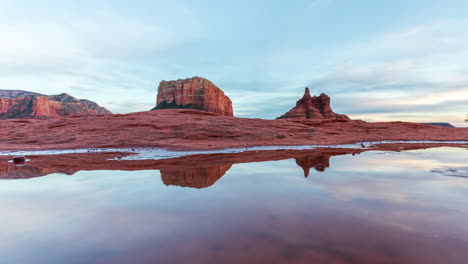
0;90;112;119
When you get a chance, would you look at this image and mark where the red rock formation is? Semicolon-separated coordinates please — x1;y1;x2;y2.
0;109;465;152
278;88;350;120
0;91;111;119
0;90;41;98
152;77;233;116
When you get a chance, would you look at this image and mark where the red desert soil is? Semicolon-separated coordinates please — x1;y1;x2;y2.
0;109;467;151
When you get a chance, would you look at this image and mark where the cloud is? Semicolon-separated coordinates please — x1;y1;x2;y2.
0;2;466;124
301;19;468;126
0;9;177;112
0;12;171;74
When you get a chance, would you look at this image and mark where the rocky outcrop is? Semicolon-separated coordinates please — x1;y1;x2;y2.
0;90;42;98
278;88;349;120
152;77;233;116
0;90;111;119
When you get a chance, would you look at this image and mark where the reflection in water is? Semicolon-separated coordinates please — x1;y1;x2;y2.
295;154;330;177
12;155;26;166
431;166;468;178
0;164;75;179
161;164;233;189
1;147;468;263
0;148;353;188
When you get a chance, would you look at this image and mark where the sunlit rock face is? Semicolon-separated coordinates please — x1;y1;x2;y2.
278;88;349;120
152;77;233;116
160;164;233;189
0;90;111;119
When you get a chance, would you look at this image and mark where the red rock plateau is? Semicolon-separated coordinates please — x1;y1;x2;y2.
278;88;349;120
0;109;466;152
152;77;233;116
0;90;111;119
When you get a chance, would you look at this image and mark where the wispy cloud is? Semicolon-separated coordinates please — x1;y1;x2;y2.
0;9;178;111
0;1;467;126
301;19;468;126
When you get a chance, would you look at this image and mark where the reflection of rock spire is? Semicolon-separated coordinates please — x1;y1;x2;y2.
160;164;232;189
295;155;330;177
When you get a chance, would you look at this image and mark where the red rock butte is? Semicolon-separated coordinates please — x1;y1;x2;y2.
278;88;349;120
152;77;233;116
0;90;111;119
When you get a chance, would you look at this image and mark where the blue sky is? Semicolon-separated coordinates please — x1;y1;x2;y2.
1;0;467;126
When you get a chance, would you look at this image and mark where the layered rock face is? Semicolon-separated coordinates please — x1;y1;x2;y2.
152;77;233;116
0;90;111;119
278;88;349;120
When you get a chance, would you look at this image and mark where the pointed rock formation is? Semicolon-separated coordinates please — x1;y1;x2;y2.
278;88;349;120
0;90;111;119
152;77;233;116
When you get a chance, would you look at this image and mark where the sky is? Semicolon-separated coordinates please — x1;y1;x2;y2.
0;0;467;126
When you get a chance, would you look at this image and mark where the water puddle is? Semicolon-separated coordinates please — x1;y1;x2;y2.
0;147;467;263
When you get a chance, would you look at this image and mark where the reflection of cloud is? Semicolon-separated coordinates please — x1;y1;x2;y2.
317;149;468;203
431;166;468;178
308;149;468;237
1;148;468;262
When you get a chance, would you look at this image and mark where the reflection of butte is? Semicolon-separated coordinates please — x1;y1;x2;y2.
295;154;330;177
160;164;232;189
0;148;363;187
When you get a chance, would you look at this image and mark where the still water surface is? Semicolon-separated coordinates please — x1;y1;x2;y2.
1;147;467;264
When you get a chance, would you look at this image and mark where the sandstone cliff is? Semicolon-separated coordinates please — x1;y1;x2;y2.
0;90;111;119
152;77;233;116
278;88;349;120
